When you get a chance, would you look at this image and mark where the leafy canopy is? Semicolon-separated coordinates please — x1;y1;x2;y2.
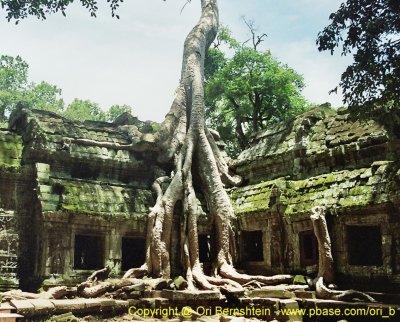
107;104;132;122
0;54;133;124
0;0;124;22
317;0;400;114
64;98;106;121
205;26;310;157
0;55;64;122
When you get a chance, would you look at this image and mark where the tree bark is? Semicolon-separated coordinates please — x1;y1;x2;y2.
311;206;375;302
310;206;335;283
123;0;292;289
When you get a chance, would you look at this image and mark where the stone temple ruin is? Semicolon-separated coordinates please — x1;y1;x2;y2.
1;104;400;296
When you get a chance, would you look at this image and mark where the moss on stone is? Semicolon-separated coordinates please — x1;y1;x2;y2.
0;131;23;170
39;178;153;217
0;277;18;291
231;164;397;218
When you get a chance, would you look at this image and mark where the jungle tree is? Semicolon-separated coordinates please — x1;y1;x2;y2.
0;55;64;122
317;0;400;115
0;54;130;123
205;41;310;157
1;0;292;289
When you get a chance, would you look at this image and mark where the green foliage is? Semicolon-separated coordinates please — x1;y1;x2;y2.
0;54;135;124
213;25;241;50
205;29;310;157
24;81;64;113
0;55;64;122
64;98;106;121
0;0;124;22
317;0;400;115
0;55;28;121
106;104;133;122
204;48;227;82
0;55;28;89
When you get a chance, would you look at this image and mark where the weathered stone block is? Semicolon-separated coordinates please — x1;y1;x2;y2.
82;298;102;312
161;290;221;301
98;298;116;312
51;299;86;313
279;299;301;321
143;290;163;298
248;288;295;299
0;303;14;313
114;299;129;311
29;299;55;315
0;312;24;321
9;299;35;316
293;290;316;299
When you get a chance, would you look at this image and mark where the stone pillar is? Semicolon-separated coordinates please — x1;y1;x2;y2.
105;228;122;276
0;209;18;290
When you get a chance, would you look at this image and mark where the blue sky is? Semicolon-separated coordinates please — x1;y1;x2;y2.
0;0;350;122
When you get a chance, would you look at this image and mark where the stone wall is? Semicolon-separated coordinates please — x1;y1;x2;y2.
0;129;24;290
0;209;18;290
1;104;399;292
0;107;163;290
230;105;400;289
232;104;398;183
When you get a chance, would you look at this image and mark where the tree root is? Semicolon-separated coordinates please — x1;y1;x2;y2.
316;277;375;302
311;206;375;302
1;286;69;301
219;262;293;286
310;206;335;283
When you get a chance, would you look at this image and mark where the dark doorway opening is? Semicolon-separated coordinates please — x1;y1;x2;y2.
71;163;100;180
299;230;318;266
121;237;146;271
74;235;104;270
347;226;382;266
242;231;264;262
198;234;216;263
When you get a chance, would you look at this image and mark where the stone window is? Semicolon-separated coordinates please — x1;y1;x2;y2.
299;231;318;266
198;234;216;263
74;235;104;270
242;231;264;262
121;237;146;271
347;226;383;266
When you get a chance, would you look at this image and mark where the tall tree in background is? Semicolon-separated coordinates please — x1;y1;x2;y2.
106;104;132;122
0;55;64;123
205;25;310;157
24;81;64;113
317;0;400;115
0;55;28;121
0;54;134;123
64;98;106;121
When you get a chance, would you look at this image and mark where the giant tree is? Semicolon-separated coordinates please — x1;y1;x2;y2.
1;0;292;290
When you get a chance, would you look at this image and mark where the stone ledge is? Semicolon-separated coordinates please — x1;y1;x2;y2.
162;290;221;301
0;312;24;320
29;299;55;315
9;300;35;316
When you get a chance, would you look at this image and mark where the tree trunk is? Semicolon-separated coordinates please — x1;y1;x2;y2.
310;206;335;283
311;206;375;302
123;0;292;289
